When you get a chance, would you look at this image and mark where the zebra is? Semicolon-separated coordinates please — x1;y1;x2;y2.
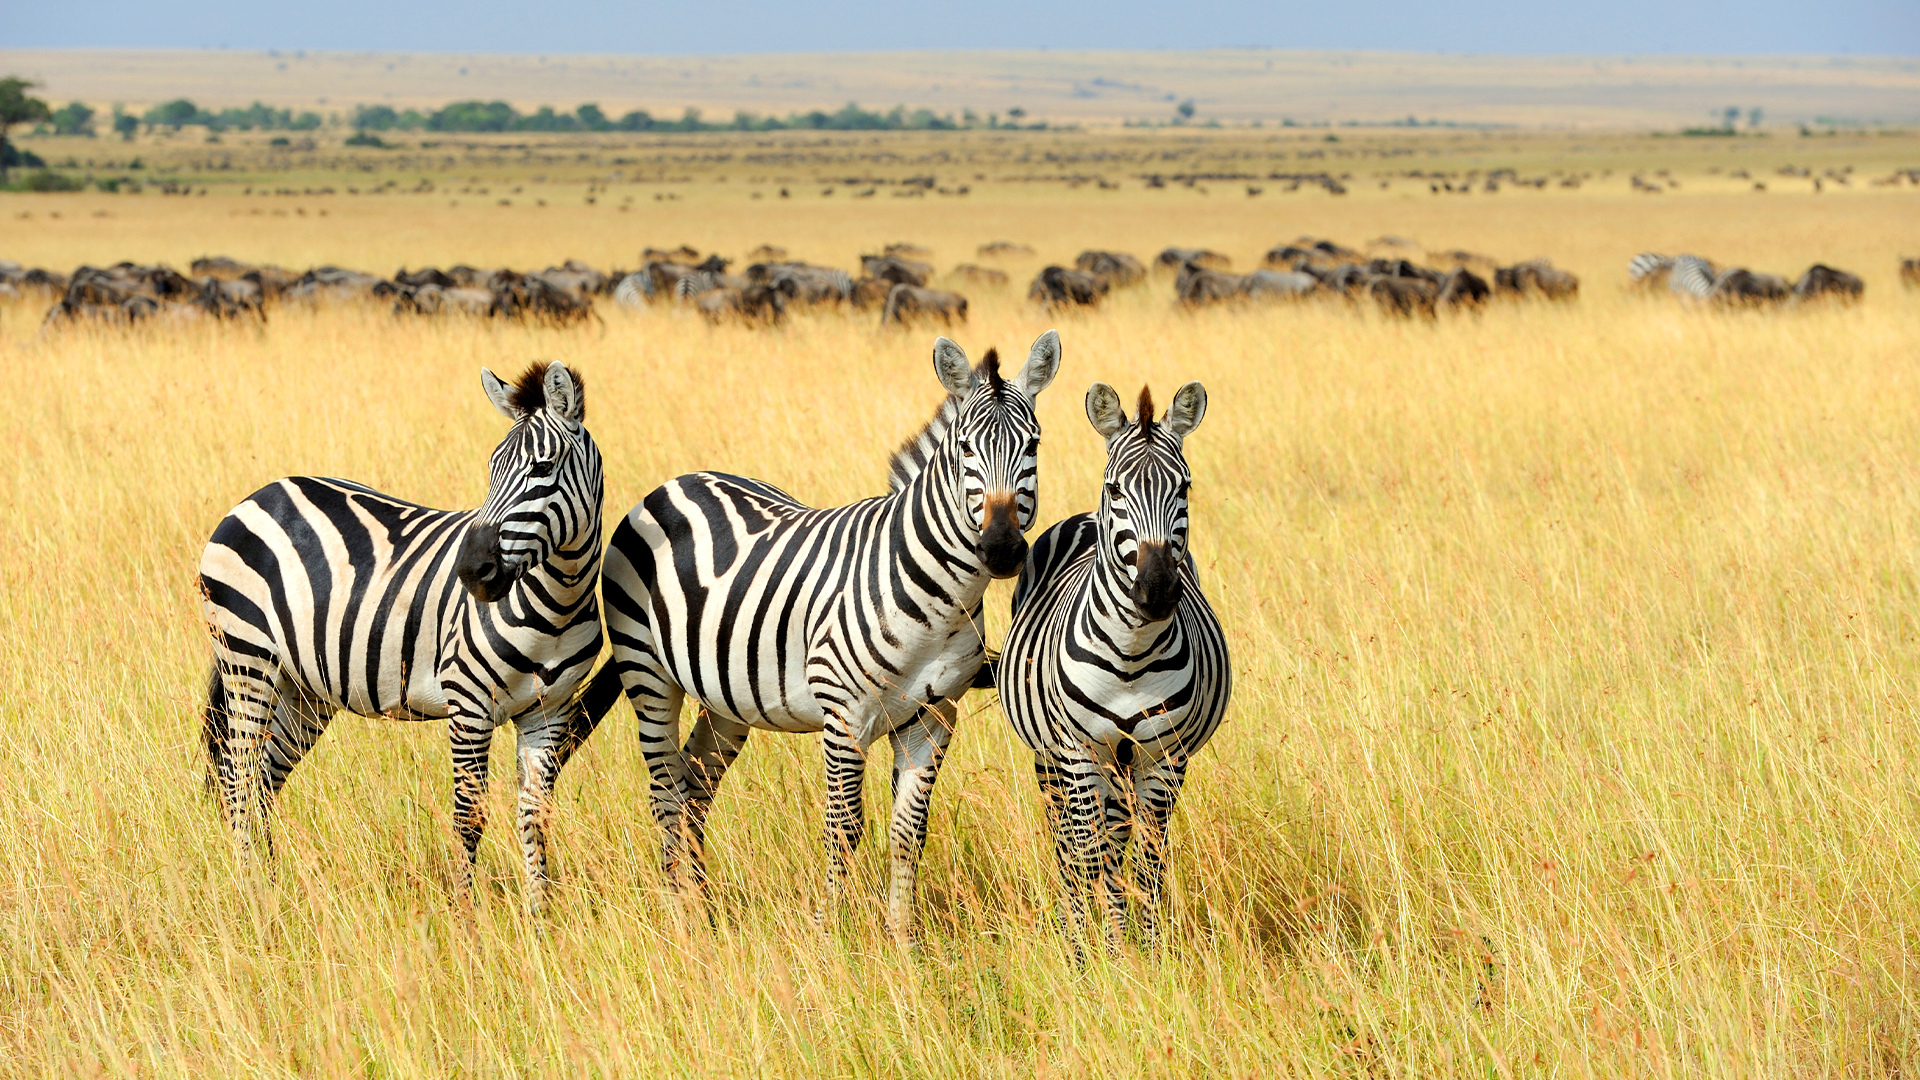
587;330;1061;942
1628;252;1675;290
197;361;604;914
994;381;1231;951
1668;255;1717;300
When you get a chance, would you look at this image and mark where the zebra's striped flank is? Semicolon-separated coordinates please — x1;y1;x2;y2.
591;330;1061;940
996;380;1232;951
197;362;604;914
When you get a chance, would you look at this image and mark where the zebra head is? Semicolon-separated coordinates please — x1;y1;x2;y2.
456;361;598;603
932;329;1061;578
1085;380;1208;622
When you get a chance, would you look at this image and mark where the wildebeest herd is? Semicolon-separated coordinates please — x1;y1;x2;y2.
1;239;1892;332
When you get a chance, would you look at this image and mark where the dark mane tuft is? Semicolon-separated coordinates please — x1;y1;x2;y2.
1137;385;1156;435
507;361;584;420
979;348;1002;396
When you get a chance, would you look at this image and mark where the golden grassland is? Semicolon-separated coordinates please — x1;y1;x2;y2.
5;47;1920;128
3;138;1920;1076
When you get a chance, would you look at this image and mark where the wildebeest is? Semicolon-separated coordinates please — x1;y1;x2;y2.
850;277;896;310
1028;265;1111;309
1902;257;1920;289
746;244;788;262
977;240;1035;257
285;266;398;304
860;254;933;287
1366;258;1445;286
1494;259;1580;301
488;270;596;325
1436;267;1492;308
642;245;702;265
1074;250;1146;287
393;284;501;317
946;264;1010;288
534;260;611;299
0;261;69;298
1156;248;1230;273
1429;249;1500;273
1365;275;1439;318
1708;268;1792;306
1793;264;1864;303
883;242;933;260
879;283;968;327
1264;237;1366;270
395;267;458;289
696;284;787;326
190;256;257;280
43;263;259;325
749;262;854;307
1175;263;1318;306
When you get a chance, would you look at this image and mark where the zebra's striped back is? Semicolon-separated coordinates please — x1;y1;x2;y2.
614;272;647;309
1629;252;1674;286
1670;255;1716;299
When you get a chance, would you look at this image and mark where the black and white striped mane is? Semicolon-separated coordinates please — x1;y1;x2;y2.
886;347;1002;492
506;360;585;419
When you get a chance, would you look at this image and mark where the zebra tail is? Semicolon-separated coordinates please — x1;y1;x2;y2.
201;662;229;797
553;662;627;770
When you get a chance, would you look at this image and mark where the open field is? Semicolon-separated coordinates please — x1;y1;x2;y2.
4;129;1920;1076
5;47;1920;128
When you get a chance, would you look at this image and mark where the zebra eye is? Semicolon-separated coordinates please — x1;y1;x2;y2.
1105;482;1124;500
528;460;557;478
957;438;973;455
1178;480;1192;498
1026;437;1040;455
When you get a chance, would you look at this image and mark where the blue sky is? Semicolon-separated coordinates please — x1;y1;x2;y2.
8;0;1917;55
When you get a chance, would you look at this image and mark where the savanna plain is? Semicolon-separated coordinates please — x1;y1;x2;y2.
4;125;1920;1078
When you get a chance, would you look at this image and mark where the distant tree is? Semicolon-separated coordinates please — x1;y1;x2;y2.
144;98;201;129
429;100;518;132
1007;107;1027;122
353;104;399;131
1176;99;1196;123
290;111;323;131
0;77;53;182
1747;107;1763;130
51;101;95;136
575;103;610;131
111;105;137;140
616;109;654;131
1722;106;1740;130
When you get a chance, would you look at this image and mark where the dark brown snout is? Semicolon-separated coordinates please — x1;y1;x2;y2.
980;492;1028;579
1131;541;1184;621
455;522;513;602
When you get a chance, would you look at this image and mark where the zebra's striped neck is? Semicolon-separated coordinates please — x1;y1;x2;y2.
1086;537;1179;652
893;431;993;593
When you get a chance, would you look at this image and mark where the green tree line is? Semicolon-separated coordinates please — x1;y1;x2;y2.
353;100;1021;134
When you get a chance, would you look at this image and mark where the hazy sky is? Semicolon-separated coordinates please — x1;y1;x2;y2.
9;0;1918;55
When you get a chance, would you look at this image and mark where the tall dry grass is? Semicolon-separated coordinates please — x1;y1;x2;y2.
1;184;1919;1077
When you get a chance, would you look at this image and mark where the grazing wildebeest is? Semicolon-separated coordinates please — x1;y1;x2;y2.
1430;249;1499;272
393;284;500;317
642;245;703;265
1366;258;1445;285
747;244;788;262
1075;250;1146;287
1178;262;1318;306
1708;268;1792;306
1901;257;1920;289
0;261;69;298
1029;266;1112;310
395;267;458;289
696;284;788;326
881;283;969;327
1437;267;1492;309
851;277;897;310
884;242;934;260
490;271;597;325
1494;259;1580;301
535;260;610;299
861;255;934;287
44;263;259;325
752;263;854;307
947;264;1010;288
1365;275;1438;318
285;266;397;304
1155;248;1230;273
978;240;1035;257
1793;264;1864;304
198;277;267;321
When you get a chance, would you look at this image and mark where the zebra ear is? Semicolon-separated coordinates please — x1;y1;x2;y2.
1085;382;1128;439
932;337;974;396
1014;329;1061;400
1163;381;1207;437
542;361;584;426
480;367;520;420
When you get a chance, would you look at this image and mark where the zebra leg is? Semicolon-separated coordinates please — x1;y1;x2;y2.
884;699;956;946
1130;758;1190;944
678;707;752;895
1096;755;1137;948
820;714;870;906
514;709;564;916
216;659;282;857
263;686;334;804
1036;748;1107;955
631;682;703;893
447;702;496;908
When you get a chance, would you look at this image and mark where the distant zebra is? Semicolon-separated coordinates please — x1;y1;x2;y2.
1668;255;1717;300
198;362;604;914
995;382;1231;950
587;331;1061;941
1628;252;1674;290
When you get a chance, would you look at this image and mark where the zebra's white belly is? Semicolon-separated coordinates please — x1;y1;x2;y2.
1058;663;1200;748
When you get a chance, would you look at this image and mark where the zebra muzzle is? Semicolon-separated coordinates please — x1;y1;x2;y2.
455;522;514;603
980;493;1027;579
1131;542;1184;622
